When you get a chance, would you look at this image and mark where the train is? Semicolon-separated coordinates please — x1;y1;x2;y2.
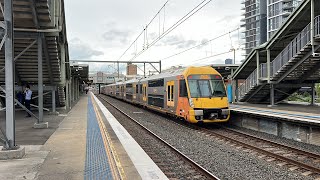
101;66;230;123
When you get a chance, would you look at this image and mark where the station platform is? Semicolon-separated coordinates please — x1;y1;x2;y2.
0;93;167;180
230;102;320;126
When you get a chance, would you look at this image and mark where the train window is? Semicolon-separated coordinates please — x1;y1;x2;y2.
179;80;188;97
167;86;171;101
144;86;147;96
148;79;164;87
136;84;139;93
171;85;174;101
126;84;133;88
139;84;142;94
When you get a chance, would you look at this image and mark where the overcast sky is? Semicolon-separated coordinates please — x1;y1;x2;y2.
65;0;243;75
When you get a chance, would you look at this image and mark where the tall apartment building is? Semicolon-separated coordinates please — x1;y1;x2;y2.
241;0;267;57
267;0;302;39
241;0;302;57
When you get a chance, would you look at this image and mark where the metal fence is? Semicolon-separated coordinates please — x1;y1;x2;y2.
238;15;320;100
316;15;320;38
271;22;311;77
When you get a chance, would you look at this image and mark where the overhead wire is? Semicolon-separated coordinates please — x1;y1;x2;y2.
128;0;213;62
156;27;240;62
116;0;170;63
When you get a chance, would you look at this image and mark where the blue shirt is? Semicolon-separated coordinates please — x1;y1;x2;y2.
25;90;32;100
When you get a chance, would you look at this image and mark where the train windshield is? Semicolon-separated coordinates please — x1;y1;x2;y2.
188;75;226;98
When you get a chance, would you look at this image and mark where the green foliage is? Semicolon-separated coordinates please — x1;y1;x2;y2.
288;84;320;103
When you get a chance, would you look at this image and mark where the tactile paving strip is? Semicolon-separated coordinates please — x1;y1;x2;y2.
84;97;114;180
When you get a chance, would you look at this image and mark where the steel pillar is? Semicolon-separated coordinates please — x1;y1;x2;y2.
4;0;15;149
117;62;120;78
65;81;70;110
71;77;74;102
144;63;146;77
68;80;72;108
311;84;316;105
75;79;78;99
256;50;260;81
235;79;239;102
311;0;315;54
270;84;275;106
267;49;271;83
60;44;66;85
52;90;56;113
38;34;43;123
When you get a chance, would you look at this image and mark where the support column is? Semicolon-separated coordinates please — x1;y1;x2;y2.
4;0;15;149
71;77;74;103
65;81;70;110
117;62;120;78
256;50;260;81
76;79;79;99
38;34;43;123
159;61;162;73
269;84;275;107
235;79;239;102
69;80;72;108
33;34;48;129
311;84;316;105
144;63;146;77
267;49;271;83
52;89;56;113
311;0;315;55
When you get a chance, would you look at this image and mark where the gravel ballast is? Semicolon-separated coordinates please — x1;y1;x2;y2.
98;95;316;180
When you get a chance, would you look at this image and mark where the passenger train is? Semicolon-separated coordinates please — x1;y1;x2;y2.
101;66;230;123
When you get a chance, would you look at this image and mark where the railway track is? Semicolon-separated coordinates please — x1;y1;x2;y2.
98;95;219;180
206;126;320;178
99;94;320;179
173;118;320;178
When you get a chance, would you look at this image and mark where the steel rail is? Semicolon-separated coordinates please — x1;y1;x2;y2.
200;127;320;175
98;95;219;180
221;127;320;160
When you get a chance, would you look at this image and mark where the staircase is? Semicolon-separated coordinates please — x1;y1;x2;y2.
238;15;320;103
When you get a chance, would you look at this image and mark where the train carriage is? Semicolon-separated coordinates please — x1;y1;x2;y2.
102;66;230;123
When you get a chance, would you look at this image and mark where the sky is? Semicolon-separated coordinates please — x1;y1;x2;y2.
65;0;243;75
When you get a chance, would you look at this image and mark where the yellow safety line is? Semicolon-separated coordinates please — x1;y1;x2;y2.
90;95;127;180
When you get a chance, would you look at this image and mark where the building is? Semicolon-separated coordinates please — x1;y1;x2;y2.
241;0;302;57
267;0;302;39
225;58;234;64
241;0;267;57
89;72;125;84
126;63;137;75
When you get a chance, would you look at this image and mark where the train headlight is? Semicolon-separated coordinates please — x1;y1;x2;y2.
189;98;194;108
221;109;229;115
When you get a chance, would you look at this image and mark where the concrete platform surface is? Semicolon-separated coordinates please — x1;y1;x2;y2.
0;110;65;145
0;94;168;180
231;102;320;125
35;96;88;180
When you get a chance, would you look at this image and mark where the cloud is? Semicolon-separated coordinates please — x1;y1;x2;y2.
102;28;131;45
69;38;104;59
157;35;197;49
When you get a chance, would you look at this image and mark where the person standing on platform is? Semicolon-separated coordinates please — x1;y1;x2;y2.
24;85;32;117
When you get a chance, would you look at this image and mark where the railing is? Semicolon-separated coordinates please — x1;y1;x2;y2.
238;15;320;100
316;15;320;37
271;22;311;77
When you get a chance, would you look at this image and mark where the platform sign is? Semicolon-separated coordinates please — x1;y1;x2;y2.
227;84;232;103
97;72;104;83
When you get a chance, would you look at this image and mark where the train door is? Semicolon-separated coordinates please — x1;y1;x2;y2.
166;81;174;107
177;79;189;118
133;84;137;101
142;84;147;102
